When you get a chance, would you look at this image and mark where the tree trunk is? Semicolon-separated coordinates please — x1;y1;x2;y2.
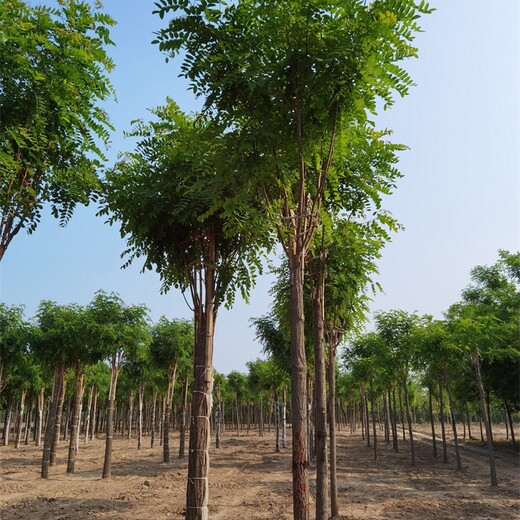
428;385;437;458
137;381;144;450
328;344;339;519
151;389;157;448
14;388;27;449
42;363;65;478
35;386;45;447
370;380;377;461
84;385;94;445
186;238;216;520
287;248;309;520
391;388;398;453
127;390;135;440
445;376;462;471
310;257;328;520
164;364;178;463
439;381;448;464
102;356;120;479
67;364;84;473
281;387;287;449
403;375;415;466
505;401;517;450
471;350;497;486
50;367;67;466
274;392;280;453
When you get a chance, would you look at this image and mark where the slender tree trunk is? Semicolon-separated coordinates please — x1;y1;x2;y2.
282;387;287;449
137;382;144;450
91;388;99;441
127;390;135;440
391;388;398;453
179;374;189;457
465;403;473;440
445;376;462;471
310;257;328;520
42;363;65;478
259;396;264;437
439;381;448;464
50;368;67;466
150;389;157;448
102;356;120;479
403;375;415;466
164;364;178;463
428;386;437;458
84;385;94;445
274;392;280;453
328;344;339;519
67;364;84;473
383;392;390;445
35;386;45;447
505;401;517;450
3;395;13;446
471;350;497;486
370;380;377;461
15;388;27;449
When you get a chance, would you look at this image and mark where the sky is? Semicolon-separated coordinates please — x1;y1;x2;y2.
1;0;518;375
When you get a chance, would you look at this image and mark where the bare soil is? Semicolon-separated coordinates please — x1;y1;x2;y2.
1;425;519;519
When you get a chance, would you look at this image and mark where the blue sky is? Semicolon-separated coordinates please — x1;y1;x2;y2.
1;0;518;374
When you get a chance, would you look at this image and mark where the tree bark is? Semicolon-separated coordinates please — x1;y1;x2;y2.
41;363;65;478
403;375;415;466
102;356;120;479
84;385;94;445
164;363;178;463
445;376;462;471
428;385;437;458
50;367;67;466
370;380;377;461
288;249;309;520
439;381;448;464
186;237;216;520
471;350;497;486
310;256;328;520
14;388;27;449
150;389;157;448
67;364;84;473
328;344;339;519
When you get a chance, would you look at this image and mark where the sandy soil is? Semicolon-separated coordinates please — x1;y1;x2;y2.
1;425;519;519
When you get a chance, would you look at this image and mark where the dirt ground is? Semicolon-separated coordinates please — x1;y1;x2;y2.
1;424;519;520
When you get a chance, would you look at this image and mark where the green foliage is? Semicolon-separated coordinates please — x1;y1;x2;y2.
87;291;151;365
0;0;115;257
102;99;270;308
151;316;193;370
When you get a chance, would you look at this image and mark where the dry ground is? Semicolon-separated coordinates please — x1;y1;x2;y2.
0;424;519;519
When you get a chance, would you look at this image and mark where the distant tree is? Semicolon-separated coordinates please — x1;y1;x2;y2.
151;317;193;461
0;0;115;260
87;291;151;479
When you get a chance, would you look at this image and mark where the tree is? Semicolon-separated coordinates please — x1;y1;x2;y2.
151;317;193;462
87;291;151;479
103;101;267;518
0;0;115;260
154;2;432;517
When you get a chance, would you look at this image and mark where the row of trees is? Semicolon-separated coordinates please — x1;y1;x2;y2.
0;292;195;476
346;250;519;485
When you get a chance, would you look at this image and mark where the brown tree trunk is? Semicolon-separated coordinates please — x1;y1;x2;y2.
14;388;27;449
102;356;120;479
186;238;216;520
164;364;178;463
403;375;415;466
428;385;438;458
439;381;448;464
151;389;157;448
370;380;377;461
137;381;144;450
505;401;517;450
471;350;497;486
328;343;339;519
445;376;462;471
67;364;84;473
35;386;45;447
50;367;67;466
41;363;65;478
310;256;328;520
84;385;94;445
